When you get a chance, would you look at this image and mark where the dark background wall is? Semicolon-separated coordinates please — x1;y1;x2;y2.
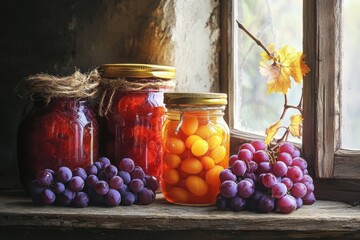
0;0;220;177
0;0;175;176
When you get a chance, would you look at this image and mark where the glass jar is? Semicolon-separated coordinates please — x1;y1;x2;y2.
17;97;99;191
99;63;176;182
161;93;229;205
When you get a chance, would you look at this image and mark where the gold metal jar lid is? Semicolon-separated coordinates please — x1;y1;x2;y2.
164;92;227;105
99;63;175;80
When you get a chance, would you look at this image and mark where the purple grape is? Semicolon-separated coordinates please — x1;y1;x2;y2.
105;164;118;179
271;183;287;199
86;174;99;188
74;192;89;208
94;180;109;195
118;157;135;173
98;157;111;168
247;160;258;173
36;170;53;187
301;174;313;184
105;189;121;206
281;177;294;190
220;180;238;198
94;161;104;171
303;181;315;194
219;169;236;183
256;173;267;191
56;167;72;183
302;192;316;205
258;162;272;174
138;188;156;205
109;176;124;190
262;173;277;188
278;142;295;156
73;167;87;180
239;143;256;153
130;166;145;180
232;160;247;176
29;180;46;197
215;195;228;210
98;170;107;180
291;157;308;170
287;166;304;182
277;195;297;214
119;184;130;195
277;152;293;166
229;195;246;211
237;179;255;198
57;188;75;206
121;191;136;206
253;150;269;164
292;148;301;158
229;154;239;166
247;190;264;210
85;164;98;176
69;176;85;192
291;182;307;198
129;179;144;193
52;182;65;194
144;175;159;192
251;140;266;151
295;197;303;209
118;171;131;185
44;169;55;176
273;161;288;177
258;194;275;213
243;172;257;183
237;149;253;163
40;189;56;205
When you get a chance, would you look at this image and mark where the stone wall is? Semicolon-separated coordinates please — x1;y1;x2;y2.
0;0;220;175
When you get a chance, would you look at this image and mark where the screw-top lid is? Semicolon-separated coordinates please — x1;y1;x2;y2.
164;92;227;105
99;63;175;80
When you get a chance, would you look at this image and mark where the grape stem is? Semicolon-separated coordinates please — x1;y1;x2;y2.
236;20;272;58
279;94;303;120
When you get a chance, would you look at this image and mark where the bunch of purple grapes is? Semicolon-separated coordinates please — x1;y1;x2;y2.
216;140;316;214
29;157;159;207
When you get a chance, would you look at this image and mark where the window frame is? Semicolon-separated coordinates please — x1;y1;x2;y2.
220;0;360;204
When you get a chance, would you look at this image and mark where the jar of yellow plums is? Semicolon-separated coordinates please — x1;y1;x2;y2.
161;93;229;205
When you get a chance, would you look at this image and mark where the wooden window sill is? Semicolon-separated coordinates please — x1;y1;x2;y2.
0;192;359;239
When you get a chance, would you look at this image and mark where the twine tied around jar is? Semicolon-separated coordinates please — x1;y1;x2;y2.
21;69;101;103
98;77;176;117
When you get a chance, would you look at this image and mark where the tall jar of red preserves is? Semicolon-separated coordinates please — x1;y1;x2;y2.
17;70;100;192
98;63;176;183
161;93;229;205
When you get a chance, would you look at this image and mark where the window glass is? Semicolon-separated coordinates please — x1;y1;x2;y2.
341;0;360;150
235;0;303;142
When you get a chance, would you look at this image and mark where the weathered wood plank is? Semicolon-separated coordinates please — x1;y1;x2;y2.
0;194;359;233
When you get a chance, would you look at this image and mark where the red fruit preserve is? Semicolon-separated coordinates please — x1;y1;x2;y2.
17;70;100;193
17;98;99;191
99;64;176;182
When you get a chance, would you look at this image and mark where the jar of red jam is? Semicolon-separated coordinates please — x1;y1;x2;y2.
161;93;229;205
17;98;99;191
98;63;176;183
17;71;100;192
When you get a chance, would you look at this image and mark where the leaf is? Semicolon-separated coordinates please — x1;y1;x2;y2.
259;45;310;94
265;120;281;145
289;114;303;138
260;61;291;94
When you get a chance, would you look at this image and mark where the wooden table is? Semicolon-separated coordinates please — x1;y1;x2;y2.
0;191;359;240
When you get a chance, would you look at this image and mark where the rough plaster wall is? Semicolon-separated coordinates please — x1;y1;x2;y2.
173;0;220;92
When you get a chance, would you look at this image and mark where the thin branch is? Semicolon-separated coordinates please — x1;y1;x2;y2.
236;20;272;57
